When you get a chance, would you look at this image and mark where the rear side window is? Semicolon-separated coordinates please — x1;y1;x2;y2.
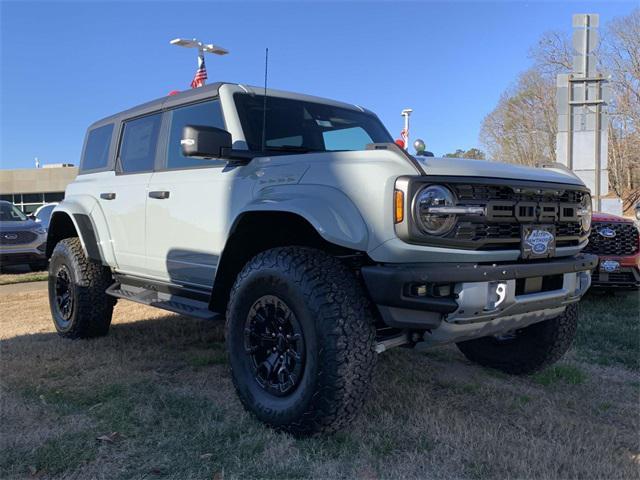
119;113;162;174
81;123;114;171
166;100;225;169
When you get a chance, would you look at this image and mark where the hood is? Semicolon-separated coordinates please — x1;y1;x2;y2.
414;157;585;186
0;219;41;232
592;212;633;223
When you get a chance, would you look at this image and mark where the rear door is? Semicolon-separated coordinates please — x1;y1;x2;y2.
98;112;162;276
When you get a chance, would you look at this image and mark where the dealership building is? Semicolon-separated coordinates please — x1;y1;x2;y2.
0;164;78;213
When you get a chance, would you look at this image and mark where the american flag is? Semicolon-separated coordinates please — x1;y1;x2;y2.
400;128;408;146
190;54;207;88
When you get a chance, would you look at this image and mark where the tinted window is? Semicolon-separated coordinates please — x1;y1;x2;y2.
44;192;64;202
0;203;27;221
233;93;392;153
167;100;225;169
119;113;162;173
82;123;114;171
22;193;43;203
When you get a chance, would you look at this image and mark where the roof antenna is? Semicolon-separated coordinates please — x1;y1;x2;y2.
261;47;269;152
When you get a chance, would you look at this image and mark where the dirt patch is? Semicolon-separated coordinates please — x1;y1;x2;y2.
1;290;638;479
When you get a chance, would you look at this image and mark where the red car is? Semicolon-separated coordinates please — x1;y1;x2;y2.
583;212;640;289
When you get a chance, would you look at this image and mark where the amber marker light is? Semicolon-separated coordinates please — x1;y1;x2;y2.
394;190;404;223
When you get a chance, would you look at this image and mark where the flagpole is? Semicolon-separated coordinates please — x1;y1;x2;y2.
198;45;205;86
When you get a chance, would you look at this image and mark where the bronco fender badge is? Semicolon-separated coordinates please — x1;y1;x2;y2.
597;227;616;238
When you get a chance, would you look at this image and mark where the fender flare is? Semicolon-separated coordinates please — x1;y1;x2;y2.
237;184;369;251
46;196;116;265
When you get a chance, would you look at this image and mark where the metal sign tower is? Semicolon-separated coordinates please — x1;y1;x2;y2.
556;13;611;210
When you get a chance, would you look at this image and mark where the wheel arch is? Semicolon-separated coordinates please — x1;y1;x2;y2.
46;198;114;265
209;210;363;313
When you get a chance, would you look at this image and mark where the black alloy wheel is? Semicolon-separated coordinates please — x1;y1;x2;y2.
244;295;306;396
53;264;75;326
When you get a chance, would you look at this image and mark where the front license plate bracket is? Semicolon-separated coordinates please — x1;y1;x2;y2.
521;224;556;259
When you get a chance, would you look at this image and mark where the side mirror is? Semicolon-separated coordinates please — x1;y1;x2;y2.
181;125;232;158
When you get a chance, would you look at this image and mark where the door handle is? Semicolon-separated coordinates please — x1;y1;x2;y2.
149;191;170;199
100;192;116;200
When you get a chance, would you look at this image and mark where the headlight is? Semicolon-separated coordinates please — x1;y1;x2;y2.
414;185;457;236
579;193;592;232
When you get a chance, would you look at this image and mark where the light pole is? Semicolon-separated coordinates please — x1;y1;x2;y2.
170;38;229;86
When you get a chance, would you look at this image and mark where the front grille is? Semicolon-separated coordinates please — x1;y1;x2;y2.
0;231;37;245
583;222;639;256
446;184;588;250
592;270;638;285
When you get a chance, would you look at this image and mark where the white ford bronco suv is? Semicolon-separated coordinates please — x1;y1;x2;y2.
46;82;596;435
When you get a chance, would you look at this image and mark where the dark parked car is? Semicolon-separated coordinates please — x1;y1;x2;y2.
583;212;640;290
0;200;48;271
32;202;59;230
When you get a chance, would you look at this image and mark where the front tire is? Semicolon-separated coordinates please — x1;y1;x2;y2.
456;304;579;374
48;237;115;338
226;247;377;436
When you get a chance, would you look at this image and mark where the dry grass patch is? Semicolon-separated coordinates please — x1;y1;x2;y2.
0;270;48;285
0;289;638;479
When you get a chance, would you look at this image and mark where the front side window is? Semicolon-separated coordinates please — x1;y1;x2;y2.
233;93;393;153
167;100;225;169
119;113;162;174
81;123;114;171
0;202;27;222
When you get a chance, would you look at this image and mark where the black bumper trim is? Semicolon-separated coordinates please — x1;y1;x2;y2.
361;253;598;313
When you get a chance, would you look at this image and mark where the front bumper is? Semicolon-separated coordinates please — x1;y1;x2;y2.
361;253;597;330
0;244;47;267
590;252;640;290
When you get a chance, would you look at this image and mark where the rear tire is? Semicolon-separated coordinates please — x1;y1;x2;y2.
226;247;377;436
48;237;115;338
456;304;578;374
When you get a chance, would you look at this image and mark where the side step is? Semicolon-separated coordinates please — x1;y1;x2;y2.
106;283;220;321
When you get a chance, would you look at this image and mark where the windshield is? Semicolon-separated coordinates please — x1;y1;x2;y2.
0;203;28;222
234;93;393;153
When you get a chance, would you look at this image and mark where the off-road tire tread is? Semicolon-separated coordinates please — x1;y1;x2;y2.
226;247;377;436
49;237;114;339
456;304;578;375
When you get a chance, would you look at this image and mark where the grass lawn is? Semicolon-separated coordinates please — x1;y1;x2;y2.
0;289;638;479
0;271;48;285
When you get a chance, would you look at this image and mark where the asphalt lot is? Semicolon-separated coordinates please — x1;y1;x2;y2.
0;282;638;479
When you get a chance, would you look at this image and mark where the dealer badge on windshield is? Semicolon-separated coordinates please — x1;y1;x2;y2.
521;225;556;259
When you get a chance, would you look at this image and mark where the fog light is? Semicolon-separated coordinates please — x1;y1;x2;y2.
436;284;451;297
412;284;428;297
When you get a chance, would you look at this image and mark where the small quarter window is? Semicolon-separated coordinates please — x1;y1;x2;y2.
81;123;114;171
167;100;225;169
119;113;162;174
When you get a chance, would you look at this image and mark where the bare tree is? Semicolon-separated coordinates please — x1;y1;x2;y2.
481;9;639;210
480;69;556;166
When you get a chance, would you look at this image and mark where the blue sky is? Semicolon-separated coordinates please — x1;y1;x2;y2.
0;0;636;169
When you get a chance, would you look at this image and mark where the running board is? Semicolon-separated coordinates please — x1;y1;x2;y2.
106;283;220;320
